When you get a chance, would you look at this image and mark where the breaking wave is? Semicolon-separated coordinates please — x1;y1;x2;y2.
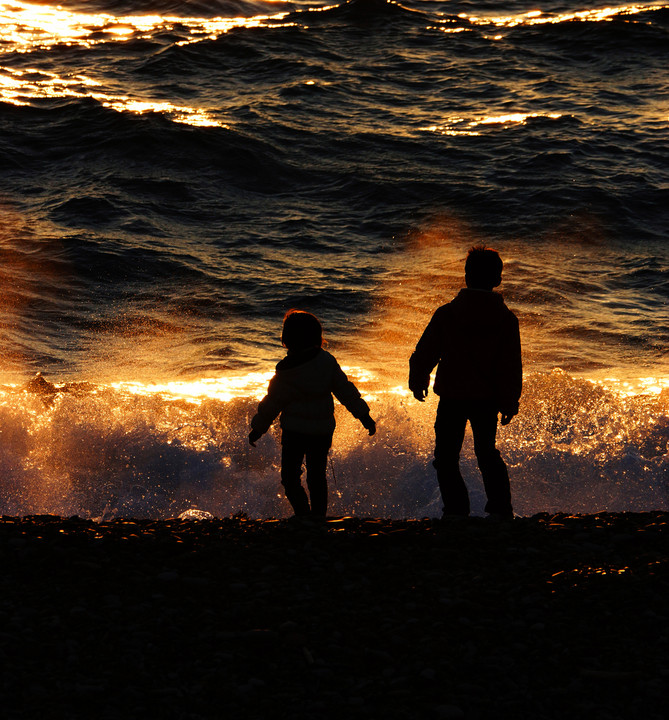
0;370;666;519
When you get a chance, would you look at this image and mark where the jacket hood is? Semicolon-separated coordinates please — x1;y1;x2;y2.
276;346;321;371
453;288;506;307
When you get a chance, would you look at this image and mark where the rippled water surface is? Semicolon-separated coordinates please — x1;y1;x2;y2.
0;0;667;517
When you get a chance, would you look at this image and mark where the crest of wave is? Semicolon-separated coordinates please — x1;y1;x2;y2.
0;370;666;519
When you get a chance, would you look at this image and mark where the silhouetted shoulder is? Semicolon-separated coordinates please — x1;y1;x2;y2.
276;347;321;371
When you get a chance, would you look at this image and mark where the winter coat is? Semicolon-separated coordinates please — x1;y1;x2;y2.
251;348;371;436
409;289;522;413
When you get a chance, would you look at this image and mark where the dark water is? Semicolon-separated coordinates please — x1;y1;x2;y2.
0;0;667;518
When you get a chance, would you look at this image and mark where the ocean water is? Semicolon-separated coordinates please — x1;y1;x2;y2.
0;0;667;519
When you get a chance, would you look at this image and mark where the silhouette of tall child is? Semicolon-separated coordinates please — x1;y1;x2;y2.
250;310;376;517
409;246;522;519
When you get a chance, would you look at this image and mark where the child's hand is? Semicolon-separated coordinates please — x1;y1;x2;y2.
411;387;428;402
499;402;519;426
362;416;376;436
249;429;263;446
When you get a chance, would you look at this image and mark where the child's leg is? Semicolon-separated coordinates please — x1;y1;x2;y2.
304;434;333;517
280;431;310;516
434;400;470;516
469;408;513;517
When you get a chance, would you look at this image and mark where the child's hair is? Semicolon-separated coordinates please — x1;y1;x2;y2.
281;310;323;351
465;245;503;289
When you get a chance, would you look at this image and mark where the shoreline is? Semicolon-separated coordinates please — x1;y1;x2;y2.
1;512;666;719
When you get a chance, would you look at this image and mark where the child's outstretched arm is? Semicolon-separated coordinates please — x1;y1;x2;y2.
497;313;523;426
248;374;289;446
409;308;444;401
331;362;376;436
248;428;264;446
361;415;376;436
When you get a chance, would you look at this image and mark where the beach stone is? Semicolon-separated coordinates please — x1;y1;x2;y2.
0;511;665;720
156;570;179;582
177;509;213;520
435;704;466;719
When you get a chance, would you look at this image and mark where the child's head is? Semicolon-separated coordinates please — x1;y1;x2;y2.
465;245;503;290
281;310;323;351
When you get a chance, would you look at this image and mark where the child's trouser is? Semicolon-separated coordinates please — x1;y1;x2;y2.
280;430;333;517
433;399;513;517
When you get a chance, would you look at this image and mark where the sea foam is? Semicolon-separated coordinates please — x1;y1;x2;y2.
0;370;666;519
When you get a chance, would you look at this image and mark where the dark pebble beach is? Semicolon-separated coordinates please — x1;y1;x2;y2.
1;512;666;720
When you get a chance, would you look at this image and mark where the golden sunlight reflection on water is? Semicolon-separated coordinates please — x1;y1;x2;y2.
108;366;398;405
0;1;289;52
457;4;659;29
104;368;668;406
111;373;276;403
422;112;564;136
0;67;223;126
0;1;291;127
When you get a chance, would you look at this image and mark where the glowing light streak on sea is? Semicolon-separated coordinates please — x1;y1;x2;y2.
10;370;651;407
456;3;667;28
0;1;290;53
0;67;224;126
0;0;292;126
421;112;565;136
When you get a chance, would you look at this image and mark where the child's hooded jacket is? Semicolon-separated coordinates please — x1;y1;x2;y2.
251;348;371;436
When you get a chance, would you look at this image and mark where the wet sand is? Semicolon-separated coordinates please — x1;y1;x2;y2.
1;512;666;719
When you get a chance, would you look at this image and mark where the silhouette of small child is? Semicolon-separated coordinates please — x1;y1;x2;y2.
409;246;522;519
249;310;376;518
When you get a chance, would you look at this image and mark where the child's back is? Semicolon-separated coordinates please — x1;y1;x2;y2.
252;346;372;436
411;287;521;410
409;247;522;519
249;311;376;517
